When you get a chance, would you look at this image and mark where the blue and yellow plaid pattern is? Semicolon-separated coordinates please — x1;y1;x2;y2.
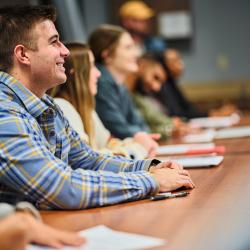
0;72;158;210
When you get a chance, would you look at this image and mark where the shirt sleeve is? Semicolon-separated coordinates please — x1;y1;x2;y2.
132;93;174;140
0;108;158;210
95;78;149;139
62;112;151;173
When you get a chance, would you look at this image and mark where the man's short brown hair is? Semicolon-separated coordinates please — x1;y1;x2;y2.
0;5;56;72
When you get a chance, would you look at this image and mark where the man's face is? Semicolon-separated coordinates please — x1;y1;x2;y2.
139;60;166;93
28;20;69;92
122;17;151;37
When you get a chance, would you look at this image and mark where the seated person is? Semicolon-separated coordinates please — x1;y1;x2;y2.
0;202;84;249
156;49;238;119
89;24;160;157
130;52;190;140
119;0;167;55
50;42;147;160
0;6;194;210
154;49;207;119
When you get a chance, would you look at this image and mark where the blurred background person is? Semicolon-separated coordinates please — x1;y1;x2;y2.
156;49;238;119
119;0;166;55
50;42;147;159
89;24;160;157
128;52;191;140
155;48;207;119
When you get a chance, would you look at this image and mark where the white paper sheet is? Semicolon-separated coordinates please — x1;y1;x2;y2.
182;129;215;143
27;225;165;250
170;155;224;168
215;126;250;139
158;11;193;39
189;113;240;129
156;143;215;155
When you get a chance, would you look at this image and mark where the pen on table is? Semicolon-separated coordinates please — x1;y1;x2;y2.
150;191;189;201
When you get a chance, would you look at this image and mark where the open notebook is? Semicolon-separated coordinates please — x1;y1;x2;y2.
215;126;250;139
189;113;240;129
156;143;225;156
182;129;215;143
182;125;250;143
157;155;224;169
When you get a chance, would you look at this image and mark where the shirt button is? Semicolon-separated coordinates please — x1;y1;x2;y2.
48;108;54;115
49;130;55;137
41;115;46;121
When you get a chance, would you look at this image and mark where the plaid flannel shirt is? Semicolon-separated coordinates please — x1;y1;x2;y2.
0;72;158;210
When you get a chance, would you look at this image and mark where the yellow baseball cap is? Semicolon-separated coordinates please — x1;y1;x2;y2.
119;1;155;20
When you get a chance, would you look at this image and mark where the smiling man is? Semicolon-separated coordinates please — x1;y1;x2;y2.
9;17;69;98
0;5;194;210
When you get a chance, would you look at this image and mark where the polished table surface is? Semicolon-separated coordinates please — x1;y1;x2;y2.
41;124;250;250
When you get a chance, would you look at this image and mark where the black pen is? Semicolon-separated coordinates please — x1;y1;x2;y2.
150;191;189;201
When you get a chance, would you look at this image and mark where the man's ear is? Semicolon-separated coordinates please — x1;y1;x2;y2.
13;45;31;66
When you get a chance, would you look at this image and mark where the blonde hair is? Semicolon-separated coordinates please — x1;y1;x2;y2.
50;42;95;146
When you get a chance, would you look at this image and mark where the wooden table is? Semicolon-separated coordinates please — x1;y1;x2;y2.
41;132;250;250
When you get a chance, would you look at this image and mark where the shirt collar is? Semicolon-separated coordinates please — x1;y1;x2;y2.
97;64;125;88
97;64;116;84
0;71;55;118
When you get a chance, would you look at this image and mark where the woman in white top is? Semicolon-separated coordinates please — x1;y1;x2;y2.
50;43;147;159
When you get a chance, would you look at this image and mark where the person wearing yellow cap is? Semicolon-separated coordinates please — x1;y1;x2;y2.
119;0;154;20
119;1;167;55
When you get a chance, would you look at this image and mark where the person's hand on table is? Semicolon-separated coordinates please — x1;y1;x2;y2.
150;162;195;192
0;212;85;250
134;132;160;158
